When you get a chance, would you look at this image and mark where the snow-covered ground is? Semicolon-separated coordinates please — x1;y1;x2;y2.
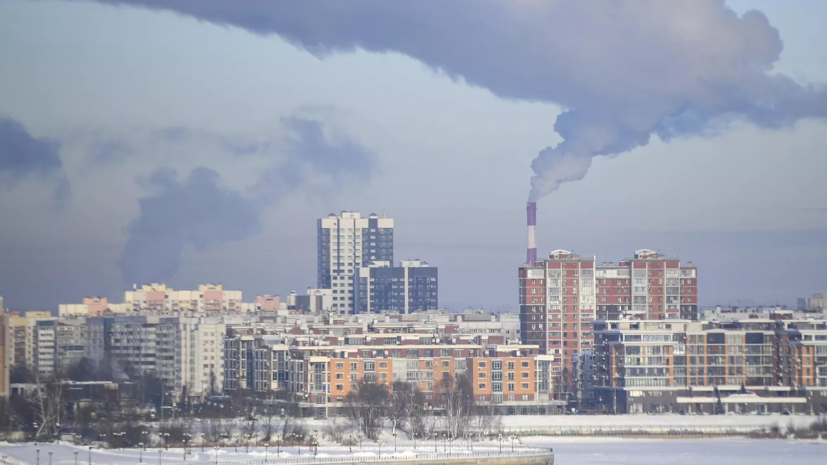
497;413;815;431
0;444;544;465
1;438;824;465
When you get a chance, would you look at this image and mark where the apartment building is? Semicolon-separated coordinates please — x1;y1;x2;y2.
591;319;827;414
56;317;87;368
318;212;394;314
1;299;8;397
594;249;698;321
519;248;699;404
518;249;596;403
354;259;438;314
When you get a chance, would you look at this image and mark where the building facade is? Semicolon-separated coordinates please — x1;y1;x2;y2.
355;260;438;314
519;248;699;406
318;212;394;314
591;319;827;414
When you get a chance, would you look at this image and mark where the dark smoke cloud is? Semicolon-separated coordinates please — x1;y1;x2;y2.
118;116;376;284
0;116;71;207
89;0;827;201
276;116;375;192
117;167;262;285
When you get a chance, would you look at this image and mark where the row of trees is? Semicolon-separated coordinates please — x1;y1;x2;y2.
345;374;501;440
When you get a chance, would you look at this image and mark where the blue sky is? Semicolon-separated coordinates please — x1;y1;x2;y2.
1;0;826;311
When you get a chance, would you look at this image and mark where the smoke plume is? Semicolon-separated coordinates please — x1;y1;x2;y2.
89;0;827;201
0;116;71;208
118;116;376;284
117;167;262;285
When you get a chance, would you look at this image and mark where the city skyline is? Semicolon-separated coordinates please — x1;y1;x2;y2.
1;0;827;312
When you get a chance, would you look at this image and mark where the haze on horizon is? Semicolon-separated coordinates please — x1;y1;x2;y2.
0;0;826;312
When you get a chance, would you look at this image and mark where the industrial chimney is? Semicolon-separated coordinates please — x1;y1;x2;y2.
526;202;537;264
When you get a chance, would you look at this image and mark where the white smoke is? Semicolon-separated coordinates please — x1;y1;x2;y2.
88;0;827;201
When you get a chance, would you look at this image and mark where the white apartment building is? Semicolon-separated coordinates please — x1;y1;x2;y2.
318;212;394;314
178;318;226;398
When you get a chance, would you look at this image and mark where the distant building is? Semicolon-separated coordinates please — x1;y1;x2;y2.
318;211;394;314
0;297;8;397
294;288;334;314
803;292;826;312
518;248;699;403
60;283;244;316
355;260;438;314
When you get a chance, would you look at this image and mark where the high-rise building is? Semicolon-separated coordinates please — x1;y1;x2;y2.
0;297;8;397
595;249;698;321
318;212;394;314
354;259;438;313
518;248;699;403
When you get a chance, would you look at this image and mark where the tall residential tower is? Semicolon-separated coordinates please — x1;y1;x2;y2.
318;212;394;314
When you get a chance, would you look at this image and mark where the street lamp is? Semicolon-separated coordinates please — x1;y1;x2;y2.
510;435;515;453
443;433;447;453
49;451;53;465
56;423;61;444
498;434;502;454
213;446;219;465
139;445;144;463
434;432;438;452
264;443;269;463
88;446;93;465
33;422;39;443
73;451;78;465
157;449;162;465
276;439;281;456
142;432;149;451
36;448;41;465
161;433;170;451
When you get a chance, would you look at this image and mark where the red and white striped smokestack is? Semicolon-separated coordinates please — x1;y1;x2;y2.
527;202;537;264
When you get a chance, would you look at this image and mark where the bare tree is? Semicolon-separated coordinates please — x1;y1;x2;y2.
240;414;258;447
388;382;425;438
260;405;284;442
472;401;501;437
345;379;389;439
24;372;68;441
281;403;301;440
435;373;473;439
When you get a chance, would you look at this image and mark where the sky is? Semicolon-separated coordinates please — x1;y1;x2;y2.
0;0;826;312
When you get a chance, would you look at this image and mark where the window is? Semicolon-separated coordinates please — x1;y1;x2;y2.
478;383;487;390
479;361;486;368
350;363;358;371
336;384;344;391
336;373;343;380
479;372;486;379
379;362;388;369
521;372;529;379
336;362;344;369
521;361;529;368
521;383;529;389
507;361;515;370
508;383;515;392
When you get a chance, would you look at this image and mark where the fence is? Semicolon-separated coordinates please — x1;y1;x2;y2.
197;447;554;465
